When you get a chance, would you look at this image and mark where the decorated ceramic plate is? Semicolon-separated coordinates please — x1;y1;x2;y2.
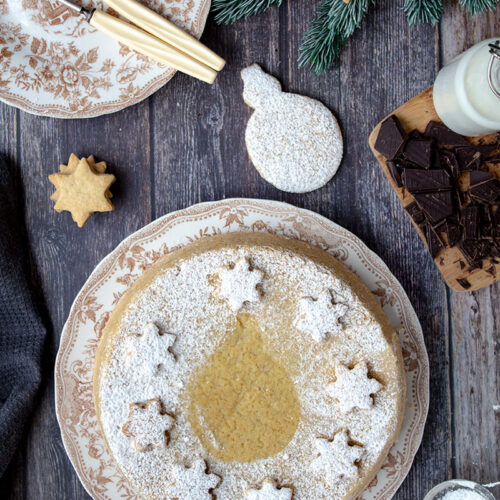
0;0;210;118
55;198;429;499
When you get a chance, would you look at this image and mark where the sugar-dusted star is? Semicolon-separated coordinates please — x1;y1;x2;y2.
310;430;364;482
294;289;348;341
215;257;264;312
245;477;293;500
123;322;176;378
121;398;175;452
167;459;220;500
327;361;382;413
49;157;115;227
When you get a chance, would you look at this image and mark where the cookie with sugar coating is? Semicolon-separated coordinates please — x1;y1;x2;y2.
241;64;343;193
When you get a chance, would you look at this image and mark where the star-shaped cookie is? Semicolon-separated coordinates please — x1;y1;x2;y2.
49;157;115;227
246;477;293;500
327;362;382;413
167;459;220;500
215;257;264;312
121;399;175;452
310;430;364;482
123;322;176;377
294;289;348;341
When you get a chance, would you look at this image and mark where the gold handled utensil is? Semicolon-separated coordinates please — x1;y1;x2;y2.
56;0;223;84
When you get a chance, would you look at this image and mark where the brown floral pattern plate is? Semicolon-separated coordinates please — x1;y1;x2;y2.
54;199;429;499
0;0;210;118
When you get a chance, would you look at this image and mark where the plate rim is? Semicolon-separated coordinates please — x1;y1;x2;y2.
0;0;211;119
54;198;429;499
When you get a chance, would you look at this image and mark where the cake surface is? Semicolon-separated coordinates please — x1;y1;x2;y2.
94;233;405;499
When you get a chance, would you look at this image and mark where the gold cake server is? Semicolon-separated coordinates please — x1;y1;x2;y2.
57;0;222;84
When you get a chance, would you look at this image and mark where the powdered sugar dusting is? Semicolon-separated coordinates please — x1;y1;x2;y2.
122;322;176;378
121;399;174;452
310;430;364;482
246;478;293;500
215;257;264;311
166;459;220;500
98;244;403;499
294;289;348;341
327;362;382;413
242;64;343;194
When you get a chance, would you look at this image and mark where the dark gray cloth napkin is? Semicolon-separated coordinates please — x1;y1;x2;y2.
0;155;46;476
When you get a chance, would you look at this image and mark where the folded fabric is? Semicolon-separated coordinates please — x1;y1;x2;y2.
0;155;47;477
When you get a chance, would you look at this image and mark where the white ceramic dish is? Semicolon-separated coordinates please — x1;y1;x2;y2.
54;198;429;499
0;0;210;118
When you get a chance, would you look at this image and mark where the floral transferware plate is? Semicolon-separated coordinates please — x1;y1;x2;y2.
0;0;210;118
54;199;429;499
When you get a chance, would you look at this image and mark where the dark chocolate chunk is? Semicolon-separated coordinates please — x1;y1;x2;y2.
445;221;462;247
387;161;403;187
459;260;466;270
424;121;470;147
403;139;433;169
485;265;496;276
374;115;407;160
469;178;500;204
461;206;479;240
455;148;481;171
439;150;459;179
426;224;444;259
469;171;494;185
405;201;426;225
456;278;472;290
402;169;451;193
414;191;454;223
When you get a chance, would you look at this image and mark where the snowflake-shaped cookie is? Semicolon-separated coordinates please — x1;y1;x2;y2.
215;257;264;312
327;362;382;413
123;322;176;377
167;459;220;500
310;430;364;481
294;289;348;341
246;477;293;500
121;399;175;452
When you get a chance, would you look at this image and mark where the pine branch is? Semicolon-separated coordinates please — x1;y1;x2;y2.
403;0;443;25
298;0;372;75
459;0;498;15
212;0;283;24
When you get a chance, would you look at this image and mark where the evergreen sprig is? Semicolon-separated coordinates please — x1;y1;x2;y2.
212;0;283;24
298;0;372;75
211;0;499;73
403;0;443;25
459;0;498;15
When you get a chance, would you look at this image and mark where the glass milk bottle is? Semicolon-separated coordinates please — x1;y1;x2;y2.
433;38;500;136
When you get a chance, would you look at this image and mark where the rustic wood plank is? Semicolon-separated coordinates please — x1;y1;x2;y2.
0;97;152;499
440;6;500;497
1;0;498;498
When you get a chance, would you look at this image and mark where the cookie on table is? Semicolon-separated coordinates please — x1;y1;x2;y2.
48;155;115;227
241;64;343;193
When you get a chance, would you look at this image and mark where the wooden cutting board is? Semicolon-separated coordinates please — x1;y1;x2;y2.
368;87;499;292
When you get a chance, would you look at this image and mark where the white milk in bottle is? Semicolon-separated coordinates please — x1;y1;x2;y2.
433;38;500;136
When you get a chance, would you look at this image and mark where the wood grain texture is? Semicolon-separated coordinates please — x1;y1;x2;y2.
0;0;498;498
440;6;500;499
368;88;499;292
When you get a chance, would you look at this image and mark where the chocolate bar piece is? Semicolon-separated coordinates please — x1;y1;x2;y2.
461;206;479;240
439;150;460;179
456;278;472;290
402;169;451;194
387;161;403;187
374;115;407;160
405;201;426;225
469;178;500;204
403;139;433;169
426;224;444;259
414;191;454;223
424;121;470;147
445;220;462;247
455;148;481;171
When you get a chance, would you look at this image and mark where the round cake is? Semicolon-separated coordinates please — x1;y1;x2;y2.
94;233;406;500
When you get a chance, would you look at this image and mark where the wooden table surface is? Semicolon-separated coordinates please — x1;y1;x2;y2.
1;1;499;499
